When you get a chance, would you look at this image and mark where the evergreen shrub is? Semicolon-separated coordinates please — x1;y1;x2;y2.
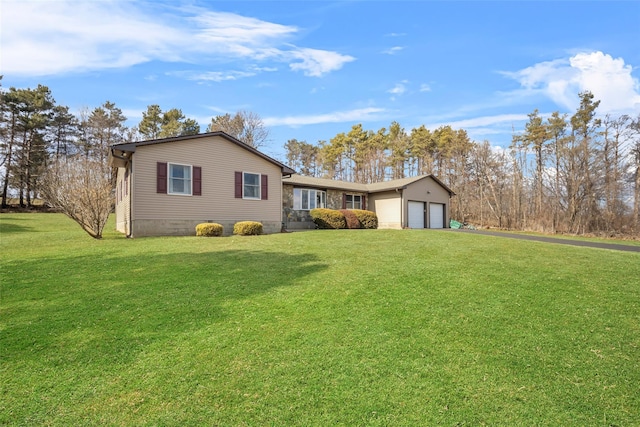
233;221;263;235
352;209;378;229
310;208;347;229
195;223;224;236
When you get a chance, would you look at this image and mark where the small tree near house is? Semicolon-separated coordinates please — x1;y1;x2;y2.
40;155;113;239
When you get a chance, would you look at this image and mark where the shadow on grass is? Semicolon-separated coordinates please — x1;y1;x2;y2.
0;216;34;234
2;248;327;367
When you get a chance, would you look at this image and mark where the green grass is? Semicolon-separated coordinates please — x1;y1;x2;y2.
2;213;639;426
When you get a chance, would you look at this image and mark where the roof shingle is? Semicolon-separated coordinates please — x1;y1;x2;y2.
282;174;454;195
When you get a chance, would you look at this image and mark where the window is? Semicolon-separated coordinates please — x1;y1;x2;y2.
169;163;192;195
345;194;362;210
243;172;261;199
235;171;267;200
317;191;326;209
293;188;326;210
157;162;201;196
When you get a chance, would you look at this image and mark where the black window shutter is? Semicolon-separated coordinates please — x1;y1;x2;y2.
261;174;268;200
362;195;366;210
193;166;202;196
235;171;243;198
157;162;167;194
342;193;347;209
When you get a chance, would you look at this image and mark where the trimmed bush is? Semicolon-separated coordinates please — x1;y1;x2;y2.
310;208;347;229
352;209;378;229
195;222;224;237
233;221;263;236
339;209;362;229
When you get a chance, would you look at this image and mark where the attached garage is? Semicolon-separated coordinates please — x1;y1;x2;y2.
371;195;402;229
368;175;455;230
429;203;445;228
282;173;455;230
408;201;425;229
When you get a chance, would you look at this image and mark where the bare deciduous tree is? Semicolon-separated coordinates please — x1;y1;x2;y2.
631;114;640;231
40;156;113;239
207;110;269;148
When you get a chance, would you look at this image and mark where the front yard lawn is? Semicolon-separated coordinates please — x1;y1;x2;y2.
1;213;639;425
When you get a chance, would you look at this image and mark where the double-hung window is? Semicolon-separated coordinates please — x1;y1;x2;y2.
157;162;201;196
243;172;261;199
234;171;266;200
345;194;362;209
293;188;326;210
168;163;192;195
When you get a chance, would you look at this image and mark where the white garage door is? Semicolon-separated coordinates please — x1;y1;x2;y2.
429;203;445;229
408;201;425;229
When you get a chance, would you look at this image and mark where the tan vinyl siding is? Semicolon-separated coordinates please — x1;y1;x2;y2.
367;177;451;229
402;177;450;203
402;178;451;228
114;166;131;234
131;135;282;224
369;192;402;229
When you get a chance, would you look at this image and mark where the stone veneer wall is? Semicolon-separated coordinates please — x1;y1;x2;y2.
282;185;367;230
282;185;314;229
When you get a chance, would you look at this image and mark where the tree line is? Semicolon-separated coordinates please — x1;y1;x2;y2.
0;78;268;208
0;78;269;237
285;92;640;236
2;77;639;237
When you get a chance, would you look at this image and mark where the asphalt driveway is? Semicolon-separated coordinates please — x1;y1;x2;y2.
451;229;640;253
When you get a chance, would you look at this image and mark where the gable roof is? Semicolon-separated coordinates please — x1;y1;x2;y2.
110;131;296;175
283;174;455;196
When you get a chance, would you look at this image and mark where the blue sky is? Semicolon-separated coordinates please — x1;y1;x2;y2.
2;0;640;161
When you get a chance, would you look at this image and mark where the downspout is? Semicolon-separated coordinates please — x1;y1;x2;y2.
448;192;453;229
396;187;404;228
281;174;286;232
126;157;133;238
401;188;405;228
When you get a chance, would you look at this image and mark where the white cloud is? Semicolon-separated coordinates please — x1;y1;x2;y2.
1;0;355;78
2;1;186;75
288;48;355;77
419;84;431;92
503;51;640;114
388;81;409;98
120;108;144;123
168;65;278;83
191;11;298;47
168;70;258;82
264;107;386;127
204;105;232;114
489;144;509;156
253;66;279;73
382;46;404;55
570;52;640;113
425;113;531;141
440;113;531;129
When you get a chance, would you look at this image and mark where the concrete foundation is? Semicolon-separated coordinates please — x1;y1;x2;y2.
130;219;282;237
